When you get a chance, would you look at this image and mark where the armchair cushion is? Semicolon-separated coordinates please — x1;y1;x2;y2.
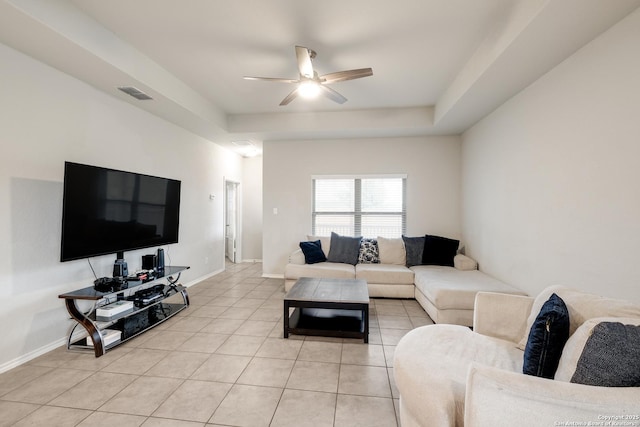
394;325;524;427
522;293;570;378
473;292;533;343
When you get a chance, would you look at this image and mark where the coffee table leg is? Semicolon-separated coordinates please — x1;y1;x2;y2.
363;304;369;344
283;300;289;339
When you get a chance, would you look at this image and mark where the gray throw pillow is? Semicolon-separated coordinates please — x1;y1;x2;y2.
327;232;362;265
571;321;640;387
402;235;425;267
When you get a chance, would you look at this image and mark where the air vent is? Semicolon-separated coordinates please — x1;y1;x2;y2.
232;140;253;147
117;86;153;100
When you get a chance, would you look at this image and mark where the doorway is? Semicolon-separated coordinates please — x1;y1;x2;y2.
224;180;239;263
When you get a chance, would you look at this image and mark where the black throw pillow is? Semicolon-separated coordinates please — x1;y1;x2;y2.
421;234;459;267
523;293;570;378
299;240;327;264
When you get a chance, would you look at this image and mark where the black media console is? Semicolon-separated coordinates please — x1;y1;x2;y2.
58;265;190;357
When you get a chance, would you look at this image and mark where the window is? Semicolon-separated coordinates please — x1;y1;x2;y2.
312;175;406;238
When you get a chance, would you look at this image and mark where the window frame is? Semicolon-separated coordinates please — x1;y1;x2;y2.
311;174;407;238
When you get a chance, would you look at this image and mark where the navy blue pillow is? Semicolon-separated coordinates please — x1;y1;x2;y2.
523;293;570;378
299;240;327;264
421;234;459;267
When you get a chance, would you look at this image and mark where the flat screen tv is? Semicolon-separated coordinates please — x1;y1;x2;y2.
60;161;181;262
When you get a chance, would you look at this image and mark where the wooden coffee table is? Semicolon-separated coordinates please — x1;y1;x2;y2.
283;277;370;343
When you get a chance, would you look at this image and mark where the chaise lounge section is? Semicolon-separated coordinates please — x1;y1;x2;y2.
284;233;525;326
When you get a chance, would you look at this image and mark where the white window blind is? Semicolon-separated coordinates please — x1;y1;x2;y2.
312;175;406;238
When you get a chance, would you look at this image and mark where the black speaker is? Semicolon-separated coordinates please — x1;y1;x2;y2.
157;248;165;273
142;254;157;270
113;259;128;277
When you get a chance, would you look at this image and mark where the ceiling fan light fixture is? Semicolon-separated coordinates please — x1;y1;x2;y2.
298;80;321;99
245;46;372;106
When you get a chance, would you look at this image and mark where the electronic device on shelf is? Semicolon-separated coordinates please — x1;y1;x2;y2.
93;276;127;293
128;284;166;307
142;254;157;270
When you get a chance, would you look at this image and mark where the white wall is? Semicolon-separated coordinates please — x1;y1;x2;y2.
262;136;462;275
241;156;263;261
461;8;640;301
0;42;243;370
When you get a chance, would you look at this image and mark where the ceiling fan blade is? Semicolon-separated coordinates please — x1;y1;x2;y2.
295;45;314;79
279;88;299;106
320;68;373;84
320;85;347;104
244;76;299;83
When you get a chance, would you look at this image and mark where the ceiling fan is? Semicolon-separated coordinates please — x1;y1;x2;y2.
244;46;373;106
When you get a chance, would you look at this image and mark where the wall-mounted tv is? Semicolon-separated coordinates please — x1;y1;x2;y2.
60;162;181;262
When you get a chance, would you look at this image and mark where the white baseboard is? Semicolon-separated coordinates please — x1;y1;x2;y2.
0;337;68;374
184;267;225;287
262;273;284;279
241;259;262;263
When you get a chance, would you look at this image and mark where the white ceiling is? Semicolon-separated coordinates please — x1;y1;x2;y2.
1;0;639;154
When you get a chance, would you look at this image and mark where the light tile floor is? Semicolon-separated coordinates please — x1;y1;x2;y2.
0;262;434;426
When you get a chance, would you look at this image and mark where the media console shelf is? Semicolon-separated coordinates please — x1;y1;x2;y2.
59;265;190;357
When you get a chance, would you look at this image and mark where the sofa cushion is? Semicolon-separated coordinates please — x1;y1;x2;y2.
307;235;331;258
402;235;425;267
555;317;640;386
412;265;525;311
356;263;414;285
327;232;361;265
284;262;355;281
422;234;459;267
358;238;379;264
523;293;570;378
377;236;406;265
299;240;327;264
517;285;640;350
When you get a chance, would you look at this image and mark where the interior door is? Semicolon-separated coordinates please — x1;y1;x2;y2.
225;181;239;263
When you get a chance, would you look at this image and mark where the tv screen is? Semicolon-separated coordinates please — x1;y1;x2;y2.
60;162;181;262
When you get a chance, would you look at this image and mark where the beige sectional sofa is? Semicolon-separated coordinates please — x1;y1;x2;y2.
394;286;640;426
284;235;525;326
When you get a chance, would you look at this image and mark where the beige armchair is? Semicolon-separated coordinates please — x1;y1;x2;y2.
394;286;640;427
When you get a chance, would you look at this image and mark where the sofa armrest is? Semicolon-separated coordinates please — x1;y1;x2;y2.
288;248;305;265
454;254;477;270
465;363;640;427
473;292;533;343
